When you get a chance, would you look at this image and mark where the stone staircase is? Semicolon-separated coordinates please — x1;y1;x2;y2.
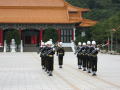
0;43;74;52
64;47;73;52
23;47;38;52
23;46;73;52
23;44;38;52
62;43;74;52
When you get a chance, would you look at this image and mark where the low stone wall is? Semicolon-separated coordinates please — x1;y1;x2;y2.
100;50;120;55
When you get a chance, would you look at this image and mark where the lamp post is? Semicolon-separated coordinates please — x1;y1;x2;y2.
73;28;76;41
115;26;120;52
112;26;120;52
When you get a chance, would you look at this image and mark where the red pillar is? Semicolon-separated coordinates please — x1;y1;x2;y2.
72;30;74;40
0;29;3;46
19;28;22;40
31;36;37;44
57;29;61;42
39;29;43;42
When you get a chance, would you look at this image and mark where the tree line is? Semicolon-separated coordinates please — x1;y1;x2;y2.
67;0;120;51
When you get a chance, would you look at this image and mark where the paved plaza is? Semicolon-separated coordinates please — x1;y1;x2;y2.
0;52;120;90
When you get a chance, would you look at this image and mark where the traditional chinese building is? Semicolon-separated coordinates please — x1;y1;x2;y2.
0;0;96;51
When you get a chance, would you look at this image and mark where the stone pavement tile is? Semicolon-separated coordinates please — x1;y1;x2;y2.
0;52;120;90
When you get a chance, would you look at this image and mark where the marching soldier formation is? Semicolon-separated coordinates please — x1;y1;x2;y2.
38;40;55;76
75;41;99;76
38;40;99;77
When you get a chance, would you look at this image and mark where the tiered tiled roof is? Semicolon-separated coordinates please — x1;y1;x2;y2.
0;0;97;26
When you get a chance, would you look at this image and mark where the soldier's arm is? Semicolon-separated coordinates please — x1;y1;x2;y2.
56;48;59;55
63;48;65;56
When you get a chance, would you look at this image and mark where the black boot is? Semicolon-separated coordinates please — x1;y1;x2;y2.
92;72;96;76
87;69;91;73
83;68;86;71
59;65;62;68
78;65;82;69
49;71;53;76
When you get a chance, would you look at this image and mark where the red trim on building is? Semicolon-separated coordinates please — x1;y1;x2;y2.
19;28;22;39
57;29;61;42
39;29;43;41
72;30;74;40
0;29;3;46
31;36;37;44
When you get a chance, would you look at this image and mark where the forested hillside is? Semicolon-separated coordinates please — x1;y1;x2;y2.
66;0;120;21
66;0;120;51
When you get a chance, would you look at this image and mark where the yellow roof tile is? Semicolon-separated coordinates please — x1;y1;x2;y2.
80;19;97;27
0;0;96;26
0;0;65;7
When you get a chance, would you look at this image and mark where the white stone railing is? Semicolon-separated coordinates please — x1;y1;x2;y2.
62;43;71;47
62;41;76;52
20;40;23;52
71;41;76;52
4;40;7;52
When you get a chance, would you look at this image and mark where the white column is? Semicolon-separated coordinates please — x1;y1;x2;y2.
73;28;76;41
3;40;6;52
20;40;23;52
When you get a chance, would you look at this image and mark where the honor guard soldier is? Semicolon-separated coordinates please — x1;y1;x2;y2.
91;41;99;76
46;41;55;76
81;42;87;71
75;42;83;69
86;41;92;73
39;42;47;70
37;42;44;54
57;42;65;68
37;42;46;69
44;42;49;72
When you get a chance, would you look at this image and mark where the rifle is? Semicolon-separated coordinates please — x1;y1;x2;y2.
91;49;98;55
74;47;82;54
46;47;55;56
37;47;45;54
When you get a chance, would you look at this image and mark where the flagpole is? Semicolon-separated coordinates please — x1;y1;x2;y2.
110;31;113;52
108;37;110;52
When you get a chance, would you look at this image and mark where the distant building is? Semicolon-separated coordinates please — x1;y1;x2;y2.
0;0;96;51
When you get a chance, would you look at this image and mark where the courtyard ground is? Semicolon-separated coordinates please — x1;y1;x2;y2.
0;52;120;90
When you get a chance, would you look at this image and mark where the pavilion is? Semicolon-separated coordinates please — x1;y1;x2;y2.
0;0;96;51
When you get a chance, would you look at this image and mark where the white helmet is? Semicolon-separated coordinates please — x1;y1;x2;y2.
82;42;86;46
49;41;53;45
78;42;82;45
49;39;52;42
45;42;47;45
92;41;96;45
46;41;49;45
87;41;91;45
41;42;45;46
47;41;52;45
59;42;63;45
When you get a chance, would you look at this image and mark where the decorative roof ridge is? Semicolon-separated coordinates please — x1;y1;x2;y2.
65;1;90;12
0;6;66;9
0;0;65;7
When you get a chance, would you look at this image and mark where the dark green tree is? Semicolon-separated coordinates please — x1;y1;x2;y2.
5;29;21;46
91;12;120;44
43;28;58;43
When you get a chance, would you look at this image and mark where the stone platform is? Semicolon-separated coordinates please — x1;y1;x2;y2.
0;52;120;90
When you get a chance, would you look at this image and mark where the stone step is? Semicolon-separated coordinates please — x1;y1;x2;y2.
1;47;73;52
23;46;38;52
64;47;73;52
23;46;73;52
